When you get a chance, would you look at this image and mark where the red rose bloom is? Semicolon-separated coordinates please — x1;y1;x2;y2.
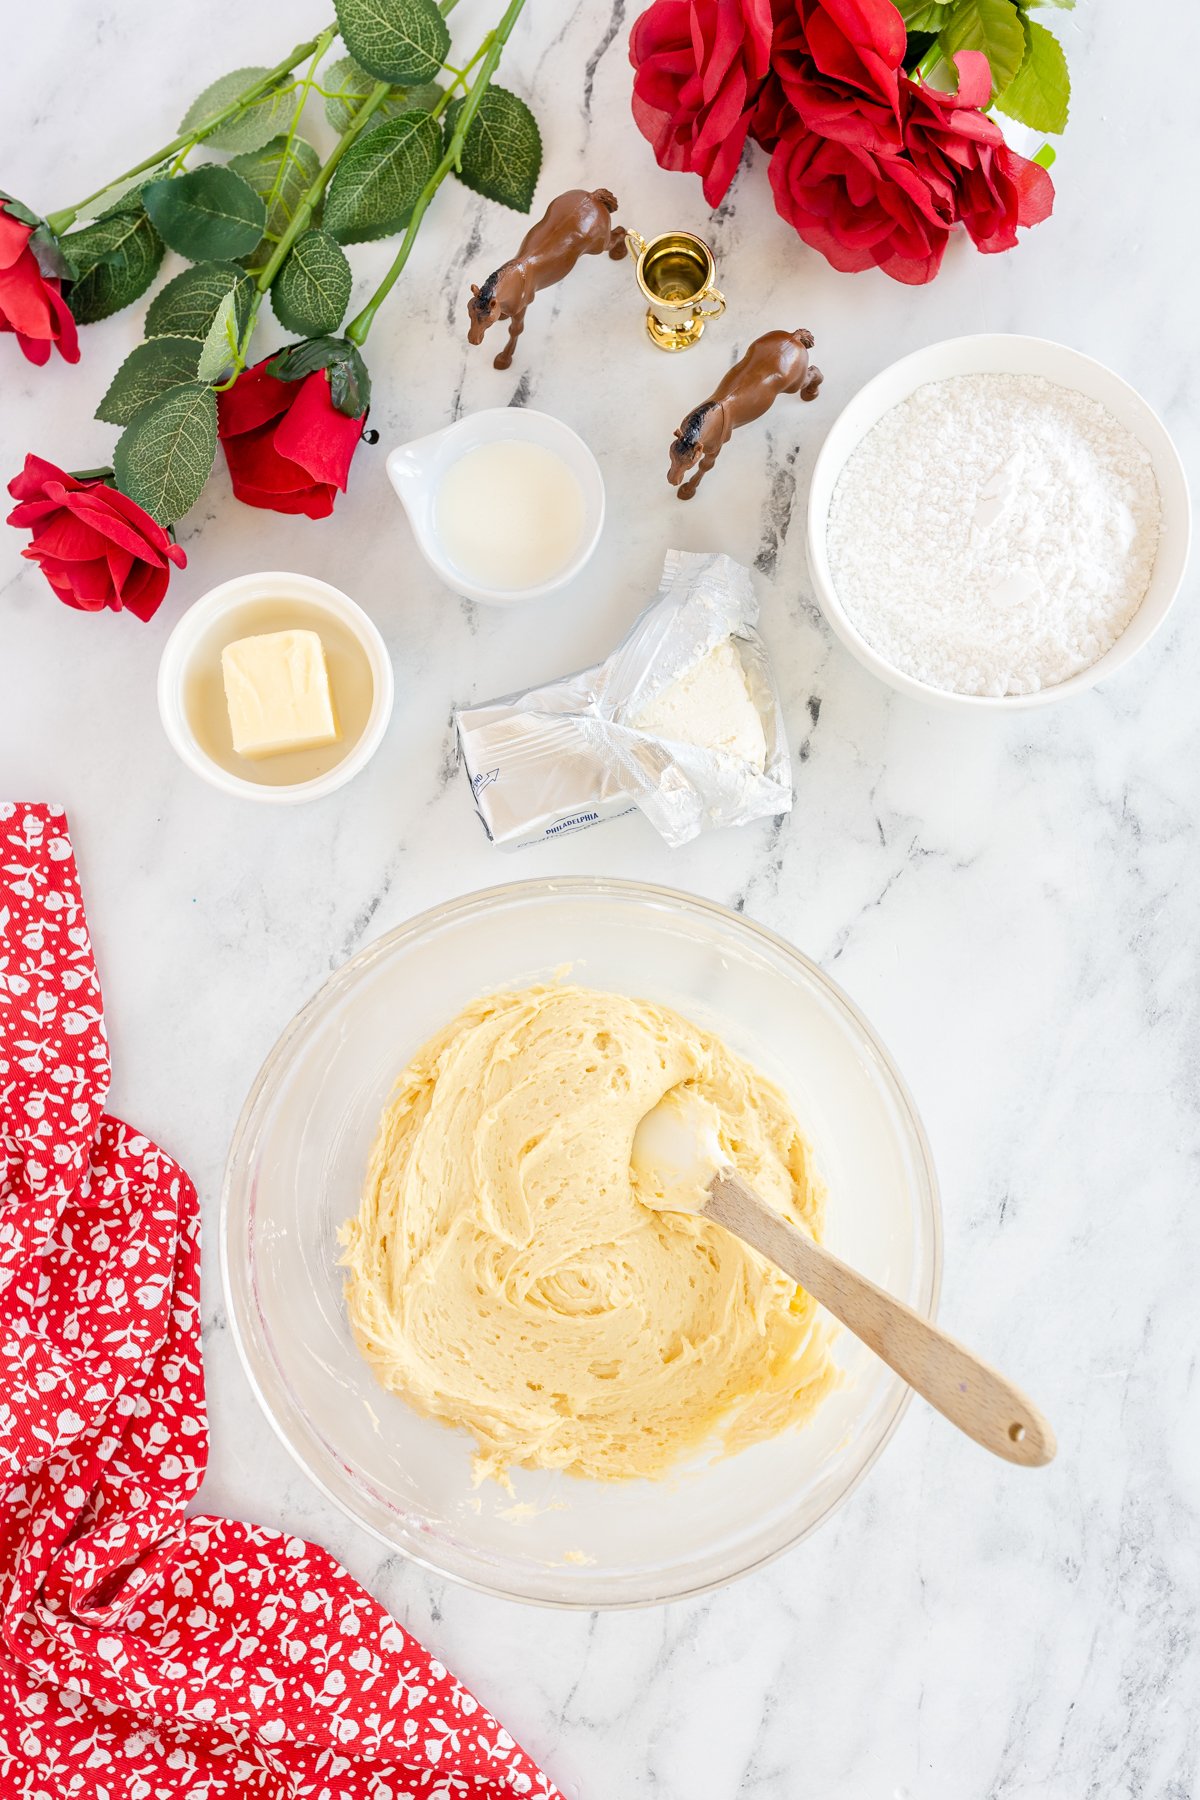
769;118;948;283
747;70;792;152
0;201;79;368
217;358;366;519
6;454;186;621
902;52;1054;253
630;0;773;206
772;0;906;154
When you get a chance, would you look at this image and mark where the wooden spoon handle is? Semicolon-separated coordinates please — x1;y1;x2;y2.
706;1171;1055;1468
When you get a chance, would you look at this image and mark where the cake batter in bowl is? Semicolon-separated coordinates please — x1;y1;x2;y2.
222;879;940;1608
342;984;838;1485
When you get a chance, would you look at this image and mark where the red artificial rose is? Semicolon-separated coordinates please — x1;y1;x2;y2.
6;455;186;621
0;201;79;368
902;51;1054;253
747;70;793;152
771;0;907;154
769;118;948;283
217;358;366;519
630;0;773;206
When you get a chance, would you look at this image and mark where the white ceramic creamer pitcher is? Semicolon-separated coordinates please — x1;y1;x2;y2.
385;407;606;606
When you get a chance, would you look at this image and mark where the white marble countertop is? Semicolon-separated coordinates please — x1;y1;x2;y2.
3;1;1198;1793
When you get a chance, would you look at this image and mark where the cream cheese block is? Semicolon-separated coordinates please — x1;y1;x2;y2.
633;639;767;771
221;629;340;760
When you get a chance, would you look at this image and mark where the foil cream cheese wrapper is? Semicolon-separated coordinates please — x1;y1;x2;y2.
455;550;793;849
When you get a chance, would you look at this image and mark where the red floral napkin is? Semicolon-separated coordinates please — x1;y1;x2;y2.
0;802;563;1799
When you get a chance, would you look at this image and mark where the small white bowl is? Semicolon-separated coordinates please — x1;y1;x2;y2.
157;570;394;804
806;334;1191;710
386;407;605;606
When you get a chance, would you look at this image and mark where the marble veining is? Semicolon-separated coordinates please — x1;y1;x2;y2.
2;0;1198;1794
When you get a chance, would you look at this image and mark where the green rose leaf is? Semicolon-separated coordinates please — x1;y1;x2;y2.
271;229;353;336
321;52;399;132
196;289;241;383
995;17;1070;132
145;261;253;340
322;52;379;130
323;109;440;243
396;82;441;115
901;3;954;30
179;67;295;154
939;0;1026;99
113;381;218;527
268;335;371;417
447;86;542;214
229;134;322;269
321;52;442;133
143;165;267;264
334;0;450;86
95;336;202;427
65;204;165;325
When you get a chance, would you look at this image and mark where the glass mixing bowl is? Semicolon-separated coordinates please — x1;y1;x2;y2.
222;879;941;1608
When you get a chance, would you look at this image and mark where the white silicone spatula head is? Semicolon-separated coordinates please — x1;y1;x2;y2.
632;1088;1056;1469
630;1086;723;1213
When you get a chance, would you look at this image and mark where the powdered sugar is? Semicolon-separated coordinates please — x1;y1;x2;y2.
826;373;1162;697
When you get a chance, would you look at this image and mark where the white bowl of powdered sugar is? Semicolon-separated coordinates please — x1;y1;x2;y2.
806;334;1190;707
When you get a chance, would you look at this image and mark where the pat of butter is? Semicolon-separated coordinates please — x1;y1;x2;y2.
221;629;340;760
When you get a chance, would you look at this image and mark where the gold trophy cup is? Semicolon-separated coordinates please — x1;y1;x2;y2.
627;229;726;351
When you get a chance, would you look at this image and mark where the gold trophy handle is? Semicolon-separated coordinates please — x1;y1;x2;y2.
625;228;648;264
696;286;726;320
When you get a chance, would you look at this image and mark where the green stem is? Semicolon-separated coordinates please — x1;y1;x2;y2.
431;35;493;117
345;0;528;347
912;42;944;84
429;80;461;122
44;28;334;234
255;80;390;296
248;25;337;272
217;78;393;383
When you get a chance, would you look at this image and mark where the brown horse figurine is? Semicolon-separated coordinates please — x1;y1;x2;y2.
668;330;824;499
467;188;628;370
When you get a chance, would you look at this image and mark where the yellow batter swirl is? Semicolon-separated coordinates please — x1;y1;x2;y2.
341;985;837;1482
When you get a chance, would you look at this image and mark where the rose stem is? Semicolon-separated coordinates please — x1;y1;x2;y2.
219;78;395;380
241;25;340;280
344;0;529;348
44;28;336;235
911;43;946;84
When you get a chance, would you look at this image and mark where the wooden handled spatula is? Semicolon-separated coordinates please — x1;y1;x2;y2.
632;1088;1055;1468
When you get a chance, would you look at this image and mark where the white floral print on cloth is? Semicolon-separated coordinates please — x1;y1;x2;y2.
0;803;563;1800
